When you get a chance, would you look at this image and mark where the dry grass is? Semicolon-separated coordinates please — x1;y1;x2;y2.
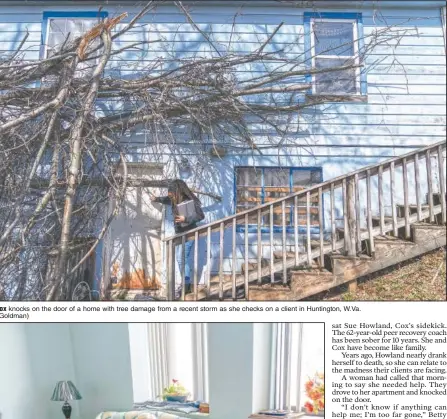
320;247;446;301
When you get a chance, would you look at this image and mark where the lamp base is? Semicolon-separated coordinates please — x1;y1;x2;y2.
62;401;72;419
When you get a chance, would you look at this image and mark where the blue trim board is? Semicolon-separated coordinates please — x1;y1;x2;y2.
304;12;362;22
41;10;108;49
236;225;322;235
303;11;366;97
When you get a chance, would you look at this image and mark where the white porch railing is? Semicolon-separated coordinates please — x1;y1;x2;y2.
163;140;446;301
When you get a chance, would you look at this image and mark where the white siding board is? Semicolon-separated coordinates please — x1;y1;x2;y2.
367;73;446;84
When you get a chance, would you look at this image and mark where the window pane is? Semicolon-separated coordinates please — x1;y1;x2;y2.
314;22;354;56
49;18;66;32
292;170;321;189
292;170;321;226
292;170;313;187
264;168;290;199
236;189;260;212
66;18;84;35
46;18;99;63
315;57;357;94
235;168;262;213
236;168;262;186
167;323;195;399
264;168;289;187
47;32;66;52
311;171;322;184
263;169;290;227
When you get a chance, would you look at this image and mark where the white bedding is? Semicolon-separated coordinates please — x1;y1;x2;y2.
96;411;180;419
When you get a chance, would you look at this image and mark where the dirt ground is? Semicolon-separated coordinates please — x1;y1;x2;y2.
316;247;446;301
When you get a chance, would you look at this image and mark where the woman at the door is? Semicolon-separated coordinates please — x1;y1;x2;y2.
151;180;205;294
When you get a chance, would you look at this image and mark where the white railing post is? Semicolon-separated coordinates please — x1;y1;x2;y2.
166;240;175;301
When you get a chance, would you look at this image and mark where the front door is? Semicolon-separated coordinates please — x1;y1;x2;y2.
104;163;165;294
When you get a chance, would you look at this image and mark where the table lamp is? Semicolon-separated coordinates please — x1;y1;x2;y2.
51;381;82;419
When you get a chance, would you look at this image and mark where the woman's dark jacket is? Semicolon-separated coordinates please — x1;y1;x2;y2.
153;196;205;234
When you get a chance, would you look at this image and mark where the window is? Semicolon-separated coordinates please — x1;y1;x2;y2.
42;11;108;75
270;323;325;413
129;323;209;404
305;13;365;96
234;167;322;229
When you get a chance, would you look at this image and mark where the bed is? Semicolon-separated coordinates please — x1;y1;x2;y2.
95;411;181;419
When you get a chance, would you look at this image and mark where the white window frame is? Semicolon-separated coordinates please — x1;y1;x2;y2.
310;18;361;95
270;323;324;413
129;323;209;403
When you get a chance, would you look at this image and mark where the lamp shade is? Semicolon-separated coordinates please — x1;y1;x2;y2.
51;381;82;402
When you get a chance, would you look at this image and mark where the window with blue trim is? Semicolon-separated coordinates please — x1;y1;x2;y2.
42;11;108;75
304;13;366;96
235;167;322;230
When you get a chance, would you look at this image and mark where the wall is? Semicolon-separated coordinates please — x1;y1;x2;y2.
207;323;273;419
70;323;134;419
252;323;273;414
0;324;81;419
0;323;138;419
25;324;80;419
128;323;152;403
0;324;35;419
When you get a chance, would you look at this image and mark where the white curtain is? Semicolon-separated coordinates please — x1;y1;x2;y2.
145;323;208;402
147;323;169;400
270;323;304;412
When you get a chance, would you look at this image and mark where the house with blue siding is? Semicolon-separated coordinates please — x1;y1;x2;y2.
1;0;446;300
